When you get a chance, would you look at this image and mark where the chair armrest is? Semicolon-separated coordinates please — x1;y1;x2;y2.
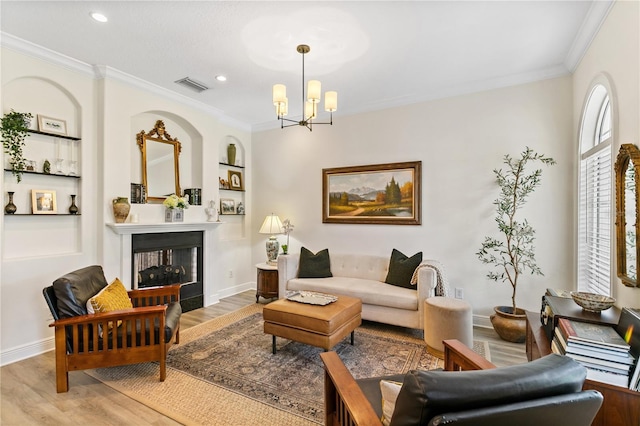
416;263;437;329
443;339;496;371
320;351;381;426
49;305;167;327
277;254;299;299
128;283;181;306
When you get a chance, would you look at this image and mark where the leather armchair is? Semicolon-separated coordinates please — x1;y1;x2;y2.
321;339;603;426
43;265;181;392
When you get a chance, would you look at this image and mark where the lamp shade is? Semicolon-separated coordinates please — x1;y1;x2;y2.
325;91;338;112
259;214;283;235
272;84;286;105
307;80;321;103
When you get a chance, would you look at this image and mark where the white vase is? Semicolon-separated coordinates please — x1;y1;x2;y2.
165;208;184;222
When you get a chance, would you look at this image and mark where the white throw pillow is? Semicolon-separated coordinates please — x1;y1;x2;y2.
380;379;403;426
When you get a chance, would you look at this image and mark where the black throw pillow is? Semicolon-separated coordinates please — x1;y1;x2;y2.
384;249;422;289
298;247;333;278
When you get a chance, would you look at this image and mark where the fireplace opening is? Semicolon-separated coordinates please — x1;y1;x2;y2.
132;231;203;313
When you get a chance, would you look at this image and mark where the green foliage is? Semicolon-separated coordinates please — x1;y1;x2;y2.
1;110;33;183
385;176;401;205
476;147;556;312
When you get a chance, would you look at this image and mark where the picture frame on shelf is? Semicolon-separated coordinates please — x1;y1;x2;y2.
37;115;67;136
31;189;57;214
220;198;235;214
228;170;243;190
322;161;422;225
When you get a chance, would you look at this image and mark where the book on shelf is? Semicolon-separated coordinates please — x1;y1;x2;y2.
553;334;632;374
552;337;631;387
554;328;636;364
630;361;640;391
557;317;631;351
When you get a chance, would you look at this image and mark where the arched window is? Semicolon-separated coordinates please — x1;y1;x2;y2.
577;83;613;295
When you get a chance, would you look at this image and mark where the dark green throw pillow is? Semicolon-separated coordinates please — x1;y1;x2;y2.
384;249;422;289
298;247;333;278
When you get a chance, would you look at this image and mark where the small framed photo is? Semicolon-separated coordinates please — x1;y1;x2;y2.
220;198;235;214
37;115;67;136
32;189;57;214
228;170;243;190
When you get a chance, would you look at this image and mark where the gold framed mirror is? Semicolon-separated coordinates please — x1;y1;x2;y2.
137;120;181;203
615;143;640;287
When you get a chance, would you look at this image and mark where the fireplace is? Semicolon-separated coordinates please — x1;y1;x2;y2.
131;231;203;312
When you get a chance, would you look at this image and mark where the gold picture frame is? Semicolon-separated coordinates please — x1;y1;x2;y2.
322;161;421;225
32;189;57;214
228;170;243;190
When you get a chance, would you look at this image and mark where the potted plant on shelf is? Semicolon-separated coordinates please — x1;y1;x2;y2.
476;147;555;343
163;194;189;222
1;110;33;183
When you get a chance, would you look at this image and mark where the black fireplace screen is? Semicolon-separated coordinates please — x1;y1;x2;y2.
131;231;203;312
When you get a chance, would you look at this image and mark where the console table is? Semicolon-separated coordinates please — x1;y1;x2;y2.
526;310;640;426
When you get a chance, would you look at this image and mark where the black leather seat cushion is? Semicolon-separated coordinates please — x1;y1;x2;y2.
390;353;586;426
52;265;108;318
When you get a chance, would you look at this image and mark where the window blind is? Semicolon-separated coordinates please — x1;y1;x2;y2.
578;145;611;295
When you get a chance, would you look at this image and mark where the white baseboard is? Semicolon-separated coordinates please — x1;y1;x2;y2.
1;337;53;367
212;282;255;304
473;314;493;329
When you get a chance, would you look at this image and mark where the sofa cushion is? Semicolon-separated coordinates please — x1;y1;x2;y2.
298;247;333;278
53;265;109;318
385;249;422;289
390;353;586;426
287;277;418;311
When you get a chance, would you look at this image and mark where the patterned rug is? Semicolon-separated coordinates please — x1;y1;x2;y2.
86;303;489;425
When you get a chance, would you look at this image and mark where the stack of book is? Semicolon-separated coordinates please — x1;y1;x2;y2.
552;317;636;388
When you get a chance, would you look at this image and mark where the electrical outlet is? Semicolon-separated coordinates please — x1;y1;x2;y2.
228;270;233;278
455;288;464;299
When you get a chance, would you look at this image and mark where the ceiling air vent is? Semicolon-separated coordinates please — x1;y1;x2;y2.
174;77;209;93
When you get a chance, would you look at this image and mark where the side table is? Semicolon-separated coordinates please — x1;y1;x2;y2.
256;263;278;302
526;310;640;426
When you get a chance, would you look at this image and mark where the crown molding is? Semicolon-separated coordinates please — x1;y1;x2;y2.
252;64;570;133
564;0;615;72
1;32;251;132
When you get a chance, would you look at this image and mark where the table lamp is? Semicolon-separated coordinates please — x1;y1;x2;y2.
259;214;283;265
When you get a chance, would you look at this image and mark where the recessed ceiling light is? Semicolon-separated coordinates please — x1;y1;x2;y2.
215;75;227;82
90;12;108;23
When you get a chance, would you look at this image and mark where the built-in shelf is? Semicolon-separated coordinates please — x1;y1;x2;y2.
3;169;81;179
106;221;223;235
5;214;81;216
219;162;244;169
28;129;81;141
219;188;245;192
220;213;245;216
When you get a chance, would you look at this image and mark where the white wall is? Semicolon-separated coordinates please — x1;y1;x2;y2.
1;46;254;365
253;75;575;320
573;0;640;308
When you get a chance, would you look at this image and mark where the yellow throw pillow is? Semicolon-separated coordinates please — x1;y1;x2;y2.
86;278;133;331
380;379;403;426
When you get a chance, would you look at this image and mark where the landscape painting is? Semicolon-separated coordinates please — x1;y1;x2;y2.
322;161;421;225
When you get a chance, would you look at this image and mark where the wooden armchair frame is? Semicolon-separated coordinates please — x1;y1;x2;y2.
320;339;495;426
49;284;181;393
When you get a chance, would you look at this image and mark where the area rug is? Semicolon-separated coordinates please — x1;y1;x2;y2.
86;304;490;426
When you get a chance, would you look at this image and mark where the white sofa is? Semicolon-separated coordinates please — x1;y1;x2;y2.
277;253;439;331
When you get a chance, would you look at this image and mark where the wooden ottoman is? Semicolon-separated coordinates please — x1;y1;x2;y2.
263;295;362;353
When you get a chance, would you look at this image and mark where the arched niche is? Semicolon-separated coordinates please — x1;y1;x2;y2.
131;112;203;201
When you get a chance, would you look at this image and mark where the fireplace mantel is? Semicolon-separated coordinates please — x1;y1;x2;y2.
107;221;223;235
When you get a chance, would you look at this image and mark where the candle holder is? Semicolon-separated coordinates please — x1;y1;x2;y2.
68;160;78;176
55;158;65;175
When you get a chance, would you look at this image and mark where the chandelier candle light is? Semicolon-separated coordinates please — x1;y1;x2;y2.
259;214;284;265
272;44;337;131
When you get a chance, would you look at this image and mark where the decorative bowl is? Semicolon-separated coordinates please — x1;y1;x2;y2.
570;291;615;312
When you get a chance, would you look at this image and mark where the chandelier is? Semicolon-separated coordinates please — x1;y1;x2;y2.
272;44;337;131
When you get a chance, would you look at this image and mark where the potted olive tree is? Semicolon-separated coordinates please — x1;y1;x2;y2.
477;147;555;343
1;110;33;183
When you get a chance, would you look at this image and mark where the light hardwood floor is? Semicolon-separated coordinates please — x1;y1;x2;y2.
1;291;526;425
